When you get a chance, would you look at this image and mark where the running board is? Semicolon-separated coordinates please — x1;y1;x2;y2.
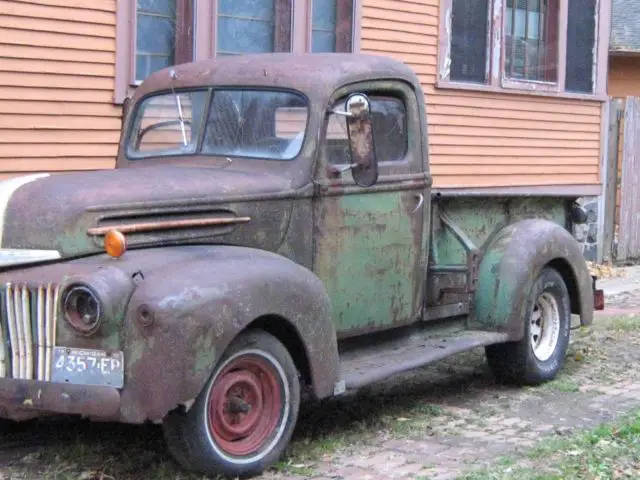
338;329;509;391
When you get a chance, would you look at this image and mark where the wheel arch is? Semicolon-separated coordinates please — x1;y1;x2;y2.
474;219;593;342
119;246;339;424
247;314;312;389
546;257;582;317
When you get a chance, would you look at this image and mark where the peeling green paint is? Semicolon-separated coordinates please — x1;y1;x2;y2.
314;190;422;334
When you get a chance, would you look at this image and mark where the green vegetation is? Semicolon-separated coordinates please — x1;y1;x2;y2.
459;410;640;480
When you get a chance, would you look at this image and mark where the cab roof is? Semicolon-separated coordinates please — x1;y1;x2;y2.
133;53;421;102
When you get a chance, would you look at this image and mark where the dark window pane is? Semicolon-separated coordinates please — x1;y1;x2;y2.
504;0;559;82
565;0;596;93
218;0;274;19
135;0;176;82
312;31;336;52
450;0;488;83
137;0;175;15
136;54;172;81
327;96;408;165
217;0;276;55
313;0;337;29
136;15;175;54
217;17;275;54
312;0;337;52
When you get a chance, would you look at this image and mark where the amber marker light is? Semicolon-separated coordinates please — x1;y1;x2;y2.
104;229;127;258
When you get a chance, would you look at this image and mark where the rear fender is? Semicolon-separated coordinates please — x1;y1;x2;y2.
119;246;337;423
474;219;593;341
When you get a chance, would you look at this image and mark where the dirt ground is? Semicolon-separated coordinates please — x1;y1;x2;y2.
0;291;638;479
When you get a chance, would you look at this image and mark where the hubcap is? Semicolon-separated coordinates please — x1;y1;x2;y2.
530;292;561;362
207;355;283;457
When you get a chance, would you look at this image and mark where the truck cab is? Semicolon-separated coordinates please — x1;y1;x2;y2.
0;53;601;478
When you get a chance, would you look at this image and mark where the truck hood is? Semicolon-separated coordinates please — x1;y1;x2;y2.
0;166;295;262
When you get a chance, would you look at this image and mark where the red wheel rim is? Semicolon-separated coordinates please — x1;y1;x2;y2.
208;354;283;457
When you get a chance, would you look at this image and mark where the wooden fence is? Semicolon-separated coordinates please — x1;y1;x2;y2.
606;97;640;263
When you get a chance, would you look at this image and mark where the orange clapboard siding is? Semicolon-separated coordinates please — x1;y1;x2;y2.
0;45;114;65
0;1;115;25
608;57;640;98
361;0;602;188
430;125;600;141
0;0;121;175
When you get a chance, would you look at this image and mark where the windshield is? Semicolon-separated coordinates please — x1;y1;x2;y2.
127;89;309;161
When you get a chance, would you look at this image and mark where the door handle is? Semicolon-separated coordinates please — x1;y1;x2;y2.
412;193;424;214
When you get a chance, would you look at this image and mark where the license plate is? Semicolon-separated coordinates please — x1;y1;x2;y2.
51;347;124;388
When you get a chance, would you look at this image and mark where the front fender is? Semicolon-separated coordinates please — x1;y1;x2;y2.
118;246;338;423
474;219;593;341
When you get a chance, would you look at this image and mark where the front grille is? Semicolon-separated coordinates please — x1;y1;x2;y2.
0;283;60;381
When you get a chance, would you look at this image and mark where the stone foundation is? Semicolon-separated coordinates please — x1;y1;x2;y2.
573;196;599;262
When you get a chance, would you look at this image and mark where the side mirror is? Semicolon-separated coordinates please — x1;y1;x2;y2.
345;93;378;187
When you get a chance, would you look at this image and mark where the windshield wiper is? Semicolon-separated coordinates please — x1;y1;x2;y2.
169;69;188;147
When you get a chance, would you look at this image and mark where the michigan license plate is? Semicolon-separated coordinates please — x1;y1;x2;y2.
51;347;124;388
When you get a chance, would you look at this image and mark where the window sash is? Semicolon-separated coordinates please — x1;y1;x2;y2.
133;0;194;85
437;0;607;99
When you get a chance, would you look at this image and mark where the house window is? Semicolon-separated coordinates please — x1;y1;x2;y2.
439;0;604;97
565;0;596;93
115;0;358;104
135;0;193;83
311;0;354;53
216;0;292;55
504;0;558;83
449;0;489;83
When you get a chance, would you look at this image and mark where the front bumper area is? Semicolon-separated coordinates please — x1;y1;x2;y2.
0;377;120;421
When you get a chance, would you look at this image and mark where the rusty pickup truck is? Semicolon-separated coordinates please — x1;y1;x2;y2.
0;53;603;477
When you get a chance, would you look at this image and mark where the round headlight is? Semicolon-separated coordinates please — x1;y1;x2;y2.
63;285;102;335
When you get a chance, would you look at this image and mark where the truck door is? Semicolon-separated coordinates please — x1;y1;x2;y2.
312;81;431;338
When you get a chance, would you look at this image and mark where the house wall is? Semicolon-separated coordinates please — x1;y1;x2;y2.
608;56;640;97
0;0;120;181
359;0;604;189
0;0;604;191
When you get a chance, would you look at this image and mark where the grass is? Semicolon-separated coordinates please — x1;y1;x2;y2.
459;409;640;480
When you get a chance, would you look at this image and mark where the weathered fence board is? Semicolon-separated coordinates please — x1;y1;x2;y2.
618;97;640;262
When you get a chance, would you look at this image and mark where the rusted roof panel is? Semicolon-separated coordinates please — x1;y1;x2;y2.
132;53;421;103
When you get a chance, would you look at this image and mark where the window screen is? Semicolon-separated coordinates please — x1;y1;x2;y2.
565;0;596;93
450;0;489;83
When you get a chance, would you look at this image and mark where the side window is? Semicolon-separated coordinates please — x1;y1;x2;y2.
326;95;408;165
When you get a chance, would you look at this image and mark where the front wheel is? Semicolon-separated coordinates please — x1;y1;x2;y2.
163;329;301;478
485;266;571;385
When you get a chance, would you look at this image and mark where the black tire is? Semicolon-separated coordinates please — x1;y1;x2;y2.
163;329;301;479
485;267;571;386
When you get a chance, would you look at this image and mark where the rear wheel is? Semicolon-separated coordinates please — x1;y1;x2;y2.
485;267;571;385
163;329;300;478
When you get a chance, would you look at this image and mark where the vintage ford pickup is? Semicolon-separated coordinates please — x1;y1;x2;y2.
0;54;603;477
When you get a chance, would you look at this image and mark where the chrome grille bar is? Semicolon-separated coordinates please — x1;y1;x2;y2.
36;286;45;381
6;284;19;378
21;286;33;380
3;283;58;380
45;284;59;382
